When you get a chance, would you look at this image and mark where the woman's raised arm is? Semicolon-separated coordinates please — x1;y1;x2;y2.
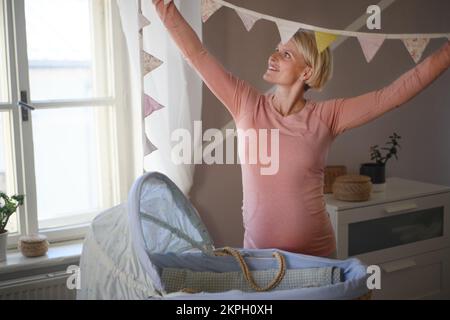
152;0;259;120
318;40;450;137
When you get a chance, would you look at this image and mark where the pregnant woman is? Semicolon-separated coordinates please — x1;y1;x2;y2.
152;0;450;257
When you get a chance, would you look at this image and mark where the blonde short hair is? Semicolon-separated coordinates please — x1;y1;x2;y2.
292;31;333;92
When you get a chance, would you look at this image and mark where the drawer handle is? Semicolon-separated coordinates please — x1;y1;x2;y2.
384;203;418;214
381;259;417;273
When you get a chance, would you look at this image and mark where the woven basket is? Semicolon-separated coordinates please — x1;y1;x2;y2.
18;234;49;258
324;165;347;194
332;175;372;202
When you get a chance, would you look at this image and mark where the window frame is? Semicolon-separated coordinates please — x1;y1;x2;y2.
2;0;133;248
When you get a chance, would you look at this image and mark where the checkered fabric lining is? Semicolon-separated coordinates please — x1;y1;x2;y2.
161;267;343;293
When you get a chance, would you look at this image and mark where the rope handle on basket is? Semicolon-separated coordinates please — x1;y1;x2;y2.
214;247;286;292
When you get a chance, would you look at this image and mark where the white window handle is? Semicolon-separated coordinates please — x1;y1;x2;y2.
384;203;418;214
381;259;417;273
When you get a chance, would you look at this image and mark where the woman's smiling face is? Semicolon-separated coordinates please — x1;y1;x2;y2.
263;39;310;86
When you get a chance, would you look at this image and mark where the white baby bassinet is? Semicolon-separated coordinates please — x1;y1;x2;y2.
78;172;370;300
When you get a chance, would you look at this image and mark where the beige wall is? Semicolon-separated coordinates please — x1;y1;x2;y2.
189;0;450;247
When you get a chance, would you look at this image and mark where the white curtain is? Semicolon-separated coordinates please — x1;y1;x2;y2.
115;0;202;195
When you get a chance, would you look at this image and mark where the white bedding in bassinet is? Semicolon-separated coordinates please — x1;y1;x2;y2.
77;204;157;300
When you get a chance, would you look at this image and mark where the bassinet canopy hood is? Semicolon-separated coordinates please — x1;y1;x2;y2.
128;172;215;292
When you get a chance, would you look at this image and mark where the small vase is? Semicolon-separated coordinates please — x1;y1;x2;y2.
0;230;8;262
360;163;386;193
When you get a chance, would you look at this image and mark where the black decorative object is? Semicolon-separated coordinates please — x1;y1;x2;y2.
360;163;386;184
360;133;402;190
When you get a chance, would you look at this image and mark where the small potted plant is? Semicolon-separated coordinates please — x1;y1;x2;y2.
360;133;402;192
0;192;25;262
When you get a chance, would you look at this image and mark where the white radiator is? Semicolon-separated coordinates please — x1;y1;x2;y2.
0;271;76;300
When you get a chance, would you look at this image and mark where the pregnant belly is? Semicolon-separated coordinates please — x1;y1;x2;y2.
242;193;336;256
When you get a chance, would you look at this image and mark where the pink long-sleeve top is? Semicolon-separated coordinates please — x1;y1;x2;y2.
154;0;450;256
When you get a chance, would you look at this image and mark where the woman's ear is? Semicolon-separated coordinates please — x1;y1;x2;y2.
299;67;313;82
303;67;313;81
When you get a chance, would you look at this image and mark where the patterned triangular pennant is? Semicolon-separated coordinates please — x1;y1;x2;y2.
357;35;385;63
144;135;158;157
142;51;163;76
236;10;260;32
201;0;222;23
144;94;164;117
403;38;430;64
139;14;151;31
315;31;338;53
275;21;299;44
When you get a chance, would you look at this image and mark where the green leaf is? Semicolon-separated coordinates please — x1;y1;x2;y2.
0;193;25;232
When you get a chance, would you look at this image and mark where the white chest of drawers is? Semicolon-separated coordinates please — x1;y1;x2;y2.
325;177;450;300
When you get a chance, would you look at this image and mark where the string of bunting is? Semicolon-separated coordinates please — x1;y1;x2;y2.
201;0;449;63
138;0;165;158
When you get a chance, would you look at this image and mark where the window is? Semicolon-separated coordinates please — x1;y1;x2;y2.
0;112;17;234
0;0;8;103
1;0;130;246
1;0;18;234
25;0;109;101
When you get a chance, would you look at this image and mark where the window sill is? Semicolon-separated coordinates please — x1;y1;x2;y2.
0;240;83;276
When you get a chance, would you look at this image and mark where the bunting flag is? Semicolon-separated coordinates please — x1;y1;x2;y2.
403;38;430;63
144;134;158;157
315;31;338;53
139;14;151;31
142;51;163;76
144;94;165;117
276;21;299;44
201;0;222;23
357;35;386;63
236;11;260;32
